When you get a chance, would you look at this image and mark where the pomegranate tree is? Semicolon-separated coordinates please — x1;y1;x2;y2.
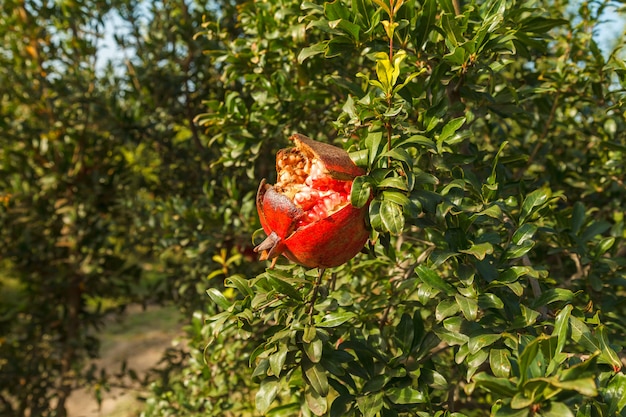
254;134;370;269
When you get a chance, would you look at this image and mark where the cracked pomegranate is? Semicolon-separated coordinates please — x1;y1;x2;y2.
254;134;369;269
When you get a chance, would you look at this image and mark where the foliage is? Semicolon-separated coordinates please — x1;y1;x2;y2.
0;0;221;414
1;0;625;416
143;0;626;416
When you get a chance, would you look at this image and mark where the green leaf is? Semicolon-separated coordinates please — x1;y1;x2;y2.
541;401;575;417
365;131;385;167
468;333;501;354
266;403;301;417
438;117;466;145
303;337;324;363
553;377;598;397
512;224;537;245
350;176;372;208
256;377;280;413
546;305;572;375
329;394;353;417
317;311;356;328
298;42;327;63
473;372;517;397
494;405;530;417
460;242;494;260
581;220;612;242
225;275;254;298
520;16;568;33
377;176;409;191
402;134;436;150
386;386;427;404
305;384;328;416
518;336;543;384
303;359;329;397
455;294;478;321
435;299;460;321
395;313;414;352
267;275;302;301
206;288;232;310
489;349;512;378
519;188;550;224
605;373;626;414
436;328;470;346
478;293;504;310
597;325;622;371
416;265;455;296
552;305;572;352
380;199;404;234
529;289;576;309
270;345;288;376
356;391;384;417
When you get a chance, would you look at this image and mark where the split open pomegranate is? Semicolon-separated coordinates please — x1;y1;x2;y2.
254;134;369;269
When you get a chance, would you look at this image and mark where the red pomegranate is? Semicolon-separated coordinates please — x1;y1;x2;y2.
254;134;370;269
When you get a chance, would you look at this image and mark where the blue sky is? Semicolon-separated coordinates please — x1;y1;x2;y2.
96;4;625;72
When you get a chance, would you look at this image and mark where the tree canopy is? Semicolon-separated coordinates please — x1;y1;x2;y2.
1;0;625;416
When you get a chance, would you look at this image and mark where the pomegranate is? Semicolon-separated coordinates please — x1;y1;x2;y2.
254;134;369;269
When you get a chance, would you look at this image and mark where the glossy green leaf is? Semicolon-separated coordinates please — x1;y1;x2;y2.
365;131;385;167
380;199;404;234
455;294;478;321
256;377;280;413
597;325;622;371
529;289;576;309
386;386;427;404
570;316;600;352
519;188;550;224
435;299;460;321
473;372;517;397
468;333;501;354
206;288;232;310
298;42;327;63
395;313;414;352
489;349;512;378
270;345;288;376
512;224;537;245
460;242;494;260
438;116;466;145
605;373;626;414
350;175;373;208
303;359;329;397
303;337;324;363
317;311;356;328
305;384;328;416
356;391;384;417
416;265;455;296
267;275;302;301
503;240;535;260
541;401;575;417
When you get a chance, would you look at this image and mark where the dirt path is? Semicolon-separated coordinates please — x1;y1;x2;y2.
66;305;184;417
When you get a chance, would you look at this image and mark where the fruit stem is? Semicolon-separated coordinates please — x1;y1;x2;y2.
308;268;326;317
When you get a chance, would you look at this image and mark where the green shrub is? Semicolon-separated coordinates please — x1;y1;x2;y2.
143;0;626;416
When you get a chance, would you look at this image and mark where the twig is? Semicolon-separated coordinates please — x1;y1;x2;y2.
523;255;547;318
308;268;326;316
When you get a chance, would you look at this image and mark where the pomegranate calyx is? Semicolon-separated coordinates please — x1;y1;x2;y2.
254;231;282;261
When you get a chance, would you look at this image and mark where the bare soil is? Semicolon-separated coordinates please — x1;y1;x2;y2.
66;305;184;417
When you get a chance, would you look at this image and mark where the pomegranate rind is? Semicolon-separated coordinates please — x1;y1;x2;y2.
256;180;302;238
290;133;365;180
281;203;369;268
255;134;369;269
